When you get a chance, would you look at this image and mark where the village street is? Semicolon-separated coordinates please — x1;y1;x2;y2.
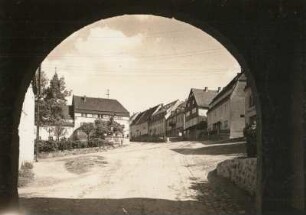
19;141;254;215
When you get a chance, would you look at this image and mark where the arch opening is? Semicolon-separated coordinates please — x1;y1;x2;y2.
16;15;260;215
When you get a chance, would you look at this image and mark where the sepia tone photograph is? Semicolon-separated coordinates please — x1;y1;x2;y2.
0;1;305;215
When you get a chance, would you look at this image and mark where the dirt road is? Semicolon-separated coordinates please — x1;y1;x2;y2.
19;141;253;215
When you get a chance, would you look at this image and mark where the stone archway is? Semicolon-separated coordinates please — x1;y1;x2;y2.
0;0;305;214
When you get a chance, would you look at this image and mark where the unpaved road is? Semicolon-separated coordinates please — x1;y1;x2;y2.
19;141;252;215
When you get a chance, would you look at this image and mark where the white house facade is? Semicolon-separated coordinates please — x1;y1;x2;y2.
18;84;35;167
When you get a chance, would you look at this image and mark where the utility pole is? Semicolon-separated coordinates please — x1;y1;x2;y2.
106;89;110;99
35;64;41;162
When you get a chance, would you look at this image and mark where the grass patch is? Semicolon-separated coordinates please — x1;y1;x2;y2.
18;162;34;187
64;155;108;174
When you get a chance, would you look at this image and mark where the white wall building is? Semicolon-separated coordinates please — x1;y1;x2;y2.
73;95;130;139
18;85;35;167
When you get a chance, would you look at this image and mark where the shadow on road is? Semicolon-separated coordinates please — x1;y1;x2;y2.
20;197;225;215
171;142;246;156
188;170;255;215
20;171;255;215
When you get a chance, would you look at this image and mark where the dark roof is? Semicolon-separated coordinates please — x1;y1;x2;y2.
133;104;161;125
73;95;129;117
130;112;144;126
153;100;178;116
209;73;245;106
190;88;219;108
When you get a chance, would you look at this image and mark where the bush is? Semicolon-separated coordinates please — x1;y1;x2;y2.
88;138;113;148
243;122;257;157
58;139;74;151
35;139;58;152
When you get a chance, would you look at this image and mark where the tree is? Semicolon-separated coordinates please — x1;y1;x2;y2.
79;123;95;143
41;73;71;125
108;116;124;136
34;72;71;143
45;73;70;102
94;119;109;139
54;122;68;142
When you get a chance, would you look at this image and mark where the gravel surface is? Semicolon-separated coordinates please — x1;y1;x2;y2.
19;141;254;215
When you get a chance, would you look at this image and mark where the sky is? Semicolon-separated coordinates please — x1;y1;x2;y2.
42;15;240;114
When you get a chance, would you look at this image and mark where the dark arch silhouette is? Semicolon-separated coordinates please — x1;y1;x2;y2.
0;1;304;214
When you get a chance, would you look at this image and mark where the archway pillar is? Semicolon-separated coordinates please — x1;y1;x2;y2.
250;16;305;214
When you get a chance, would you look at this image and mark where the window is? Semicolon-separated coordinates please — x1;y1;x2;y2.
224;120;228;129
81;113;87;117
186;112;190;117
192;108;197;114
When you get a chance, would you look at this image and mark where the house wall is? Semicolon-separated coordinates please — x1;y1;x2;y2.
74;113;130;137
245;86;257;125
229;77;246;138
18;85;35;168
207;100;231;132
36;126;75;140
166;112;185;137
130;122;149;138
149;118;166;136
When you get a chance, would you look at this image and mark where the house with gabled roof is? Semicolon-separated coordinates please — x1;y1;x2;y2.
149;100;181;138
130;104;162;139
37;95;130;140
185;87;220;140
73;95;130;138
166;100;187;138
207;73;247;139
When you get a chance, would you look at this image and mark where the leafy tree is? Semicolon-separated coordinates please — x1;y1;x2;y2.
45;73;70;102
40;73;71;126
79;123;95;143
34;71;71;143
93;117;124;138
94;119;109;139
54;121;68;142
108;116;124;136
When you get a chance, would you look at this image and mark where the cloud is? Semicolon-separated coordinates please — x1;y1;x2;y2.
42;15;240;113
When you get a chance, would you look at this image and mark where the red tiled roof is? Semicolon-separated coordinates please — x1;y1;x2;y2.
73;95;129;117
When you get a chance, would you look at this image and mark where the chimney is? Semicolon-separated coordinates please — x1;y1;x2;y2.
217;87;222;92
204;87;208;92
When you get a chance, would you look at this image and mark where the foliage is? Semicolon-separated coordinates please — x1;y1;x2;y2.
88;138;105;148
34;72;72;144
79;123;95;142
35;139;58;152
53;121;68;142
93;117;124;139
243;122;257;157
108;116;124;135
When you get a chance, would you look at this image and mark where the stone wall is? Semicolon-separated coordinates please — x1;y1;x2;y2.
216;157;257;196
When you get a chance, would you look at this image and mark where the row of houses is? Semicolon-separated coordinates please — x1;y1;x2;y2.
130;72;256;141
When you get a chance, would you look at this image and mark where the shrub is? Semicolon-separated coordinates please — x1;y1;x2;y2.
35;139;58;152
243;122;257;157
58;139;74;151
